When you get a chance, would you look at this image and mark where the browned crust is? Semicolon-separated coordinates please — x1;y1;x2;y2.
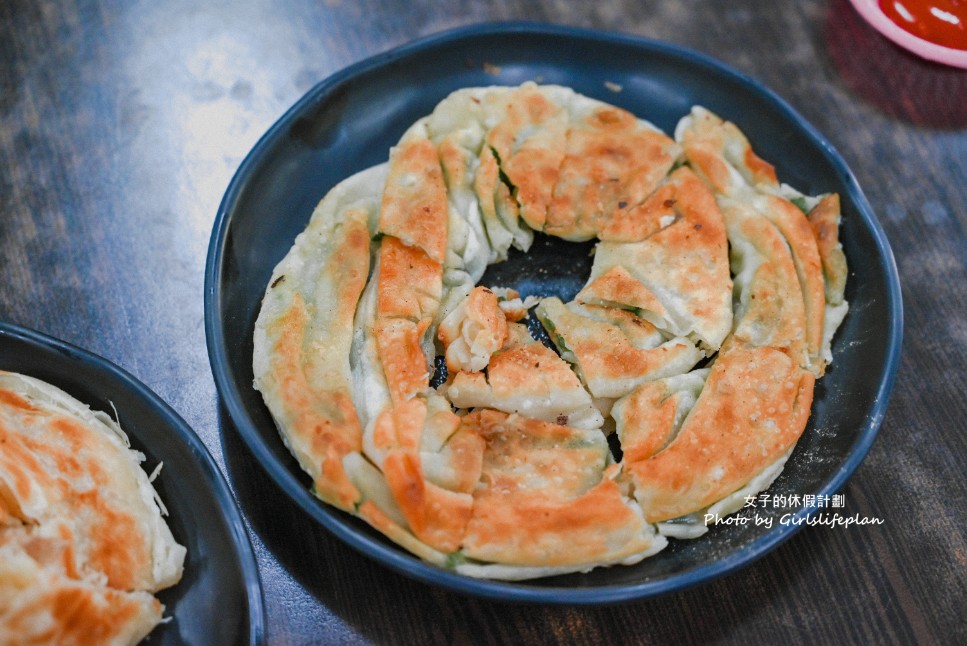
577;265;670;318
446;329;591;417
547;106;679;240
368;399;480;553
741;143;778;187
596;179;677;243
266;294;363;510
459;410;653;567
808;193;848;305
624;344;815;522
485;85;568;230
382;452;474;553
679;108;778;192
725;204;808;366
467;341;579;395
376;236;443;322
374;233;443;404
379;137;449;264
355;500;447;565
436;132;471;193
0;573;162;645
614;382;680;463
598;166;724;243
374;317;432;405
685;146;736;195
759;194;826;373
0;412;153;591
255;87;848;577
538;298;699;398
578;167;732;349
437;286;508;373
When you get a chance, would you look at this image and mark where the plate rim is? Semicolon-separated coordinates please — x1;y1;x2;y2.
204;21;903;604
0;320;268;642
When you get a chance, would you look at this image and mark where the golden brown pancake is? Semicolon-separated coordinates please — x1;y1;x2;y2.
374;124;449;405
446;322;604;430
807;194;851;366
458;410;664;570
808;194;848;306
254;166;382;510
546;100;680;241
536;297;702;399
621;344;815;522
369;397;477;552
577;166;734;353
378;126;449;265
0;372;185;645
674;105;778;194
484;84;570;232
752;192;826;372
437;286;508;374
611;369;709;465
676;106;847;375
253;83;849;580
719;194;810;367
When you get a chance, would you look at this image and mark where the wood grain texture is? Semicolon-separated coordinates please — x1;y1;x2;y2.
1;0;965;644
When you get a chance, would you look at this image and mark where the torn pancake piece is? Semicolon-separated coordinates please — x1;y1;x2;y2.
446;323;604;430
424;85;534;258
432;116;494;273
719;195;809;368
536;297;702;399
482;83;571;233
676;107;842;375
438;286;508;374
0;539;164;646
349;392;484;557
367;397;481;553
622;344;815;523
576;167;733;353
373;236;441;404
378;122;449;265
434;133;493;324
254;165;383;510
806;193;850;366
748;192;826;374
0;371;185;644
456;410;666;575
611;369;710;465
611;368;789;539
546;96;681;241
373;237;440;402
491;287;539;322
673;105;778;195
373;123;450;403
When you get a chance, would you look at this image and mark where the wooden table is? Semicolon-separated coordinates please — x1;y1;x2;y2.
2;1;965;643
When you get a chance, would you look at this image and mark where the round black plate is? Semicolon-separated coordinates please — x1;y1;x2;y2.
205;22;902;604
0;322;266;643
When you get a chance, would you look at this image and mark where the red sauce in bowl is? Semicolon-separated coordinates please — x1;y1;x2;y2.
878;0;967;49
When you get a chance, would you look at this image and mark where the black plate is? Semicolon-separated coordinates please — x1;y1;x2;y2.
204;22;903;604
0;322;266;643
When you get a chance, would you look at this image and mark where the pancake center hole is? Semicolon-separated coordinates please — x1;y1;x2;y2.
430;233;596;388
479;232;597;303
482;232;596;349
